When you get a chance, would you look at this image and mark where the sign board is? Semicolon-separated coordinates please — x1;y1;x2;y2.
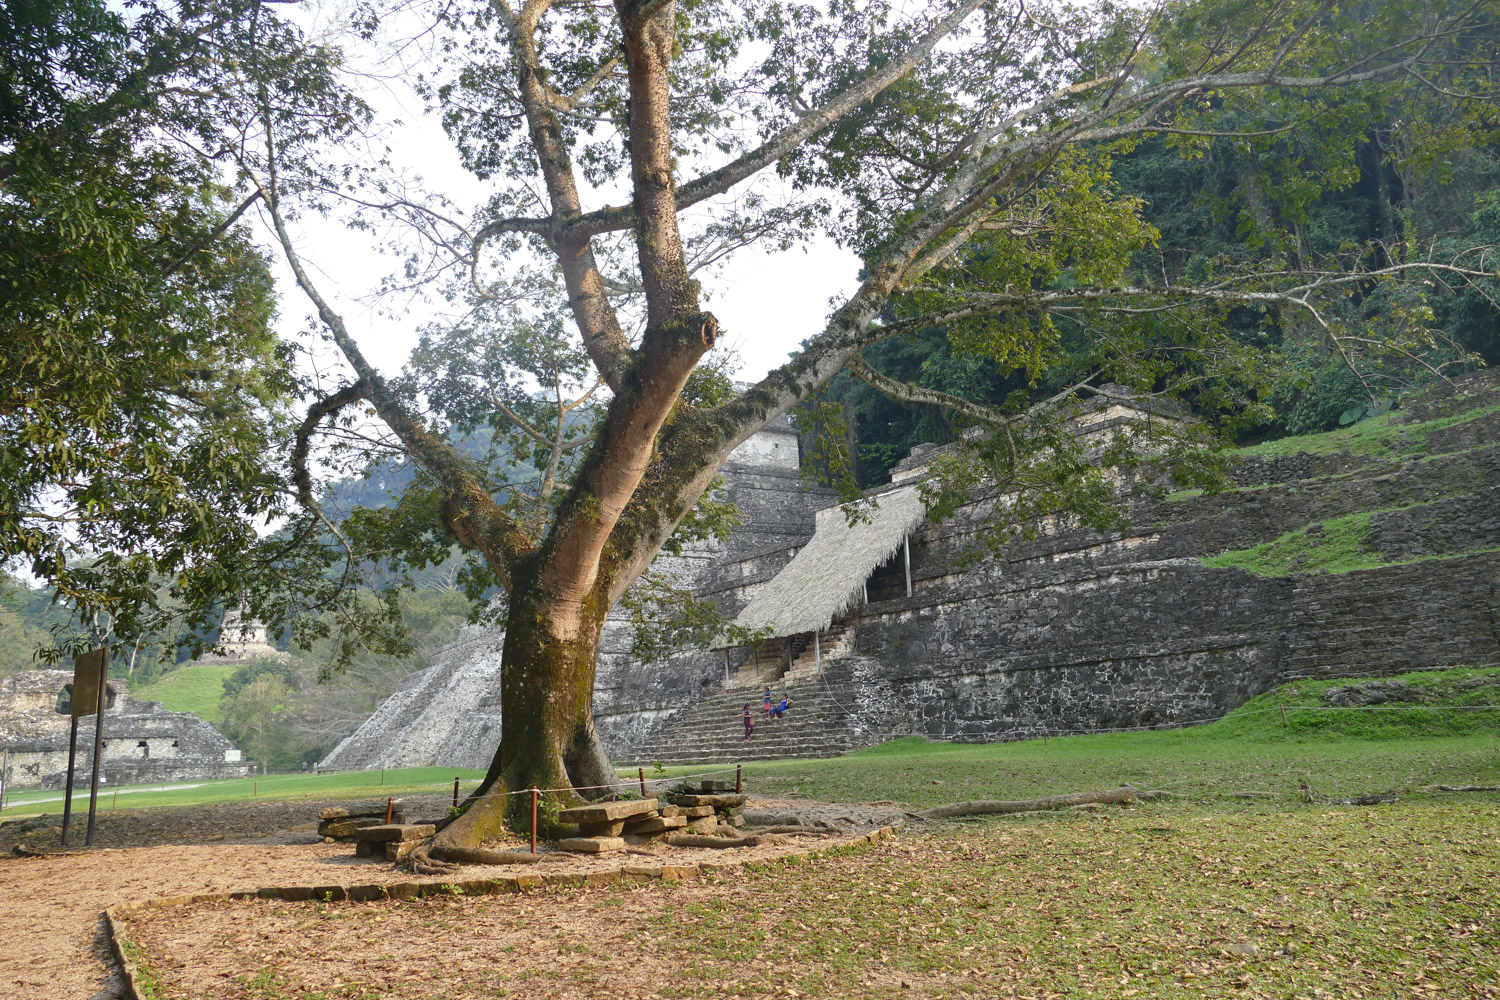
70;649;108;718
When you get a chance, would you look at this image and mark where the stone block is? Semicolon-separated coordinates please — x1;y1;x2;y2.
320;802;398;821
355;840;378;858
660;865;697;881
623;865;663;880
680;805;714;818
319;818;383;839
557;836;626;853
557;799;657;825
659;805;681;818
578;819;627;838
673;794;746;808
385;840;419;862
624;815;687;835
686;815;718;834
353;823;435;843
623;831;666;846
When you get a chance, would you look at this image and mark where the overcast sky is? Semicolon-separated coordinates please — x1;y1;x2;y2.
260;2;866;391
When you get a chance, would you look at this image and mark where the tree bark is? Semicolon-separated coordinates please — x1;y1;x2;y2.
433;558;619;850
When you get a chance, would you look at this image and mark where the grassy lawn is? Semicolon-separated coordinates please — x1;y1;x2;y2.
131;663;241;722
0;765;487;816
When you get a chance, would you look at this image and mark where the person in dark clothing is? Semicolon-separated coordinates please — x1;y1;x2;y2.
743;704;755;740
771;696;792;719
762;688;773;718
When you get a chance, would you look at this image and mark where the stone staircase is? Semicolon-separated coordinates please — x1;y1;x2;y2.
619;660;874;765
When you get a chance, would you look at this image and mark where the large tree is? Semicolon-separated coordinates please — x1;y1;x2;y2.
220;0;1500;853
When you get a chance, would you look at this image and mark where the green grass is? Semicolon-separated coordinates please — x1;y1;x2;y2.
1201;509;1377;575
0;765;486;817
131;664;240;722
1234;402;1500;461
745;665;1500;808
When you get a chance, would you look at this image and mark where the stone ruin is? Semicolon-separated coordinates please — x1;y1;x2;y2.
0;670;255;790
325;375;1500;769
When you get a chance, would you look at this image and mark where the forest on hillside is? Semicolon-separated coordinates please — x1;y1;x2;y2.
811;98;1500;488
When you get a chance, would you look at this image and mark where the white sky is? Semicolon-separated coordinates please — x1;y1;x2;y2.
261;3;865;388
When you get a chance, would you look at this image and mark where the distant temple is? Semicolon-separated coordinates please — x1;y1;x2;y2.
197;608;288;666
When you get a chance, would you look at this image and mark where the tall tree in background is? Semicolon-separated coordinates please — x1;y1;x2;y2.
0;0;400;668
225;0;1499;856
0;0;292;653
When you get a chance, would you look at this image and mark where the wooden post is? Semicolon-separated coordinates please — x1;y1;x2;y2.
1281;705;1288;728
638;767;646;797
736;764;742;794
385;797;394;824
84;654;107;848
530;786;539;854
903;534;912;598
60;713;81;846
453;777;461;809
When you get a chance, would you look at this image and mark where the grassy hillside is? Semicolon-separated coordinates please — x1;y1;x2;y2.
131;664;239;722
1234;401;1500;460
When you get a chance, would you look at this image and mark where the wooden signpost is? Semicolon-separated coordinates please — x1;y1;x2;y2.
60;649;108;848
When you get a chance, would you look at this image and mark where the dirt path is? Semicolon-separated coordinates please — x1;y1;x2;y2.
0;796;879;999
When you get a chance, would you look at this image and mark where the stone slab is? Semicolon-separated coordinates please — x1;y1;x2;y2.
352;823;435;843
686;815;718;833
578;820;627;838
319;803;398;821
319;818;385;838
624;815;687;834
680;805;714;818
557;798;657;825
659;805;680;818
673;794;746;808
557;836;626;854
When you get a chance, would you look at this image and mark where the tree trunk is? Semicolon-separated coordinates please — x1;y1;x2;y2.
433;559;619;850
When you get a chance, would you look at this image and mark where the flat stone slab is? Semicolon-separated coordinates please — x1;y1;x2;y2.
319;818;387;839
673;794;746;808
557;836;626;854
558;798;657;825
320;803;399;821
624;815;687;835
352;823;435;843
679;805;714;818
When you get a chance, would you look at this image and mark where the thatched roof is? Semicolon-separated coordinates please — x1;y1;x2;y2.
726;486;927;640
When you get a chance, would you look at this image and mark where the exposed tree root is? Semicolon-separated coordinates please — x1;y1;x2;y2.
752;825;843;836
431;845;542;866
665;832;789;849
1298;779;1397;805
913;786;1139;820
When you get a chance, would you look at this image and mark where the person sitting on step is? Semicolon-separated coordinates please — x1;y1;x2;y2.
771;695;792;720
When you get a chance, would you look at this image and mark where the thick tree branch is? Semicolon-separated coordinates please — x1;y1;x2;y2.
562;0;988;239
